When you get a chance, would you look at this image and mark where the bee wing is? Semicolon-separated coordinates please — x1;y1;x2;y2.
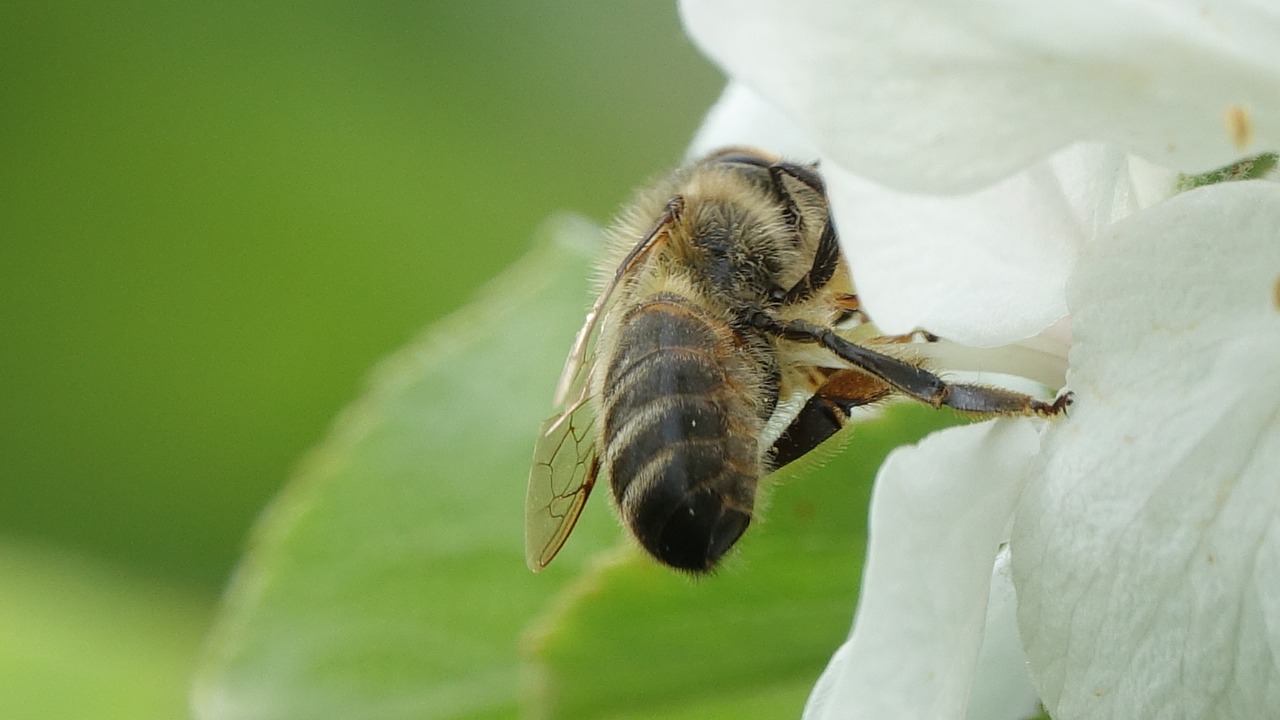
552;197;682;406
524;394;600;572
527;197;682;572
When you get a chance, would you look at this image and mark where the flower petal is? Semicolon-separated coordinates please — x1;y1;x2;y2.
1012;182;1280;719
691;90;1179;347
804;419;1043;720
688;81;1179;347
681;0;1280;193
829;143;1177;345
966;548;1042;720
687;82;819;162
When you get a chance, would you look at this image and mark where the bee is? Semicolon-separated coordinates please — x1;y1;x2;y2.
525;147;1069;574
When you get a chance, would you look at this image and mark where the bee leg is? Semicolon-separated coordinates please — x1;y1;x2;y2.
872;329;940;344
944;383;1074;416
833;294;867;326
768;162;827;227
771;370;893;469
834;293;861;311
780;223;841;304
751;315;1071;418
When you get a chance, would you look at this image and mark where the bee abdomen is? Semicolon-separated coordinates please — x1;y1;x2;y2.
601;300;757;494
604;392;755;500
600;298;759;571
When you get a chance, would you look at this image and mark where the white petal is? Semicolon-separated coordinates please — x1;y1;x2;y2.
681;0;1280;193
804;419;1042;720
1012;182;1280;719
686;82;820;162
829;144;1176;345
966;548;1042;720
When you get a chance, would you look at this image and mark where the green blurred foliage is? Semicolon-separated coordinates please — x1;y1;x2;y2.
193;218;619;720
1;2;720;717
0;542;210;720
1;0;718;592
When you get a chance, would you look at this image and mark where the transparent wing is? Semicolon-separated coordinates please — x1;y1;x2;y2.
524;396;600;572
525;199;682;571
552;197;681;406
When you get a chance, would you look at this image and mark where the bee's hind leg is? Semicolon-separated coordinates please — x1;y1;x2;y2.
771;369;893;469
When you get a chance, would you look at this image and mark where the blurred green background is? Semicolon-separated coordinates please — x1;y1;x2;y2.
0;3;721;716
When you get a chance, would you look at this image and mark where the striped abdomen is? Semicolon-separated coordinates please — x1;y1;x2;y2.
600;294;770;571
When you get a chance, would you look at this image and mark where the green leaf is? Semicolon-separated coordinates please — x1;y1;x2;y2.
523;404;957;719
193;216;625;720
0;542;211;720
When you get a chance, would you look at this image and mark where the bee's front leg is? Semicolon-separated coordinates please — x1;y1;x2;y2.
751;314;1071;418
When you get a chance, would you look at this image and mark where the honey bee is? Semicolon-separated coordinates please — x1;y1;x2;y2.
525;147;1070;574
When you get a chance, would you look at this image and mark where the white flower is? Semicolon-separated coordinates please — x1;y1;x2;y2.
683;0;1280;194
680;1;1280;719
